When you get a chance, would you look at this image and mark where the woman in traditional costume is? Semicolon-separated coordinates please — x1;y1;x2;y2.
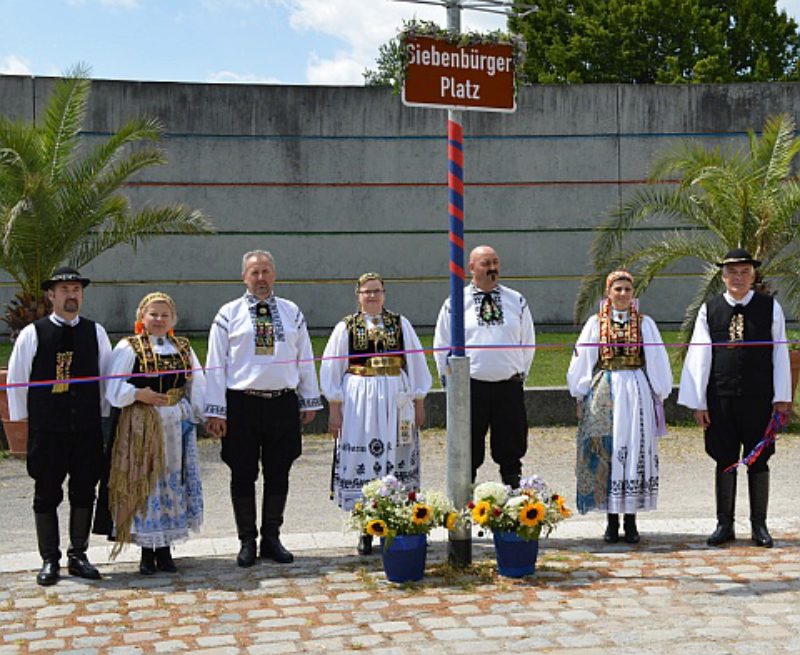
98;292;205;573
566;271;672;543
320;273;432;554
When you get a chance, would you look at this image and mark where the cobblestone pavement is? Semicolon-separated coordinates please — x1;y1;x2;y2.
2;529;800;654
3;428;800;653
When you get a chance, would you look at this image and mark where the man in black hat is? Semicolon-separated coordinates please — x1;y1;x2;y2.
679;249;792;548
7;267;112;585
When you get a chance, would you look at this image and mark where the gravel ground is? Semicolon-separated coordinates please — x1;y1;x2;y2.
2;425;800;556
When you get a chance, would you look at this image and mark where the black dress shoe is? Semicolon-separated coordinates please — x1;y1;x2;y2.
260;536;294;563
603;514;620;543
140;548;156;575
357;534;373;555
67;554;101;580
707;523;736;546
155;547;178;572
751;524;774;548
36;559;60;586
237;540;257;567
623;514;640;544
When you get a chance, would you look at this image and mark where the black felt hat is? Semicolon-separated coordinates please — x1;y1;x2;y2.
716;248;761;269
41;267;91;291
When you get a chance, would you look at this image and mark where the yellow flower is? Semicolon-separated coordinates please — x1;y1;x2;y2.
354;502;362;512
444;512;458;531
559;504;572;518
519;502;546;527
471;500;491;525
366;519;387;537
412;503;432;525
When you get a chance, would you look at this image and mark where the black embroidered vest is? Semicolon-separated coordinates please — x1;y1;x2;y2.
707;293;773;397
29;317;101;432
344;310;405;366
125;334;192;393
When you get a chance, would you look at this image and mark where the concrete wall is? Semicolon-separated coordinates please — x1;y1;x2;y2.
1;77;799;335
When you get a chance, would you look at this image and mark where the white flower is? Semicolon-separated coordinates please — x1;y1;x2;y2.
473;482;509;506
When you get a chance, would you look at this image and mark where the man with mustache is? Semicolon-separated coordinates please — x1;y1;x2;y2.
204;250;322;567
434;245;535;487
7;267;112;585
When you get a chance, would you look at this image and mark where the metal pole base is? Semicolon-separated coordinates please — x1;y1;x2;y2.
448;535;472;568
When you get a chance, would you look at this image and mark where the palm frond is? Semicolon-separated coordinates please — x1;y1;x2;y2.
68;205;214;268
673;266;725;364
40;65;91;184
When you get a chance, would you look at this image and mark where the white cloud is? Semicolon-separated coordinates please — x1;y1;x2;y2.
286;0;508;85
100;0;140;7
0;55;32;75
305;51;364;85
207;70;282;84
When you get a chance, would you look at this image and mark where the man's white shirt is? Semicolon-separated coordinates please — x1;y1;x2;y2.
204;293;322;418
433;283;535;382
7;314;113;421
678;290;792;410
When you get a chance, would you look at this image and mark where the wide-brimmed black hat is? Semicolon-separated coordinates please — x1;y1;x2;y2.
716;248;761;269
41;267;91;291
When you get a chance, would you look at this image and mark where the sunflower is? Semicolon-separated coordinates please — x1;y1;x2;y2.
519;502;546;527
366;519;387;537
412;503;432;525
471;500;491;525
444;512;458;531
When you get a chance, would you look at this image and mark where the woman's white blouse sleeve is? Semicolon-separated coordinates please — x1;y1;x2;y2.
566;316;599;399
105;339;138;409
320;322;349;403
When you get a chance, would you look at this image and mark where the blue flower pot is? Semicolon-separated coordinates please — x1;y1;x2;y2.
493;530;539;578
381;533;427;583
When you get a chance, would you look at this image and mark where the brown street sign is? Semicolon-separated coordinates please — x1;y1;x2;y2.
402;35;516;112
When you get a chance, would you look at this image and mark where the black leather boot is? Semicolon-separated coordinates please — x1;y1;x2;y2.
232;495;258;567
139;548;156;575
707;470;737;546
155;546;178;572
357;534;373;555
260;494;294;563
501;473;521;490
604;514;619;543
67;506;101;580
34;512;61;586
748;470;773;548
623;514;640;544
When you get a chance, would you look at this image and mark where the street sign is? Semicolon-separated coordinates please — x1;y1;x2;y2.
402;35;516;112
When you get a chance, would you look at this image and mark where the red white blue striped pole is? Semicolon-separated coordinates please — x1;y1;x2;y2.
448;116;466;355
444;1;472;569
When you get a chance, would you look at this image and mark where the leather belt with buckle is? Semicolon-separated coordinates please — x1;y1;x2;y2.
243;388;293;399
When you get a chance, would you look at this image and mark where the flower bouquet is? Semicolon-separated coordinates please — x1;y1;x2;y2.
468;476;571;577
349;475;457;583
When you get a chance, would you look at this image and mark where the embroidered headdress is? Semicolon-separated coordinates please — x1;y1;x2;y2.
605;269;634;291
599;271;641;363
135;292;177;334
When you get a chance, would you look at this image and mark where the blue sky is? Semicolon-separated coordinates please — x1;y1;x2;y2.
2;0;800;85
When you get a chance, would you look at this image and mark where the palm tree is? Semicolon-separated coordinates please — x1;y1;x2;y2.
574;112;800;350
0;64;214;338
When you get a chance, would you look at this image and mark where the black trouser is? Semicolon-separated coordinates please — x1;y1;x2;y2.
705;393;774;472
222;390;302;497
470;378;528;482
27;427;103;514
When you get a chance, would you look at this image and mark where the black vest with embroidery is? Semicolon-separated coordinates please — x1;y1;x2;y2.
125;335;193;392
345;310;405;366
29;317;101;432
707;293;773;397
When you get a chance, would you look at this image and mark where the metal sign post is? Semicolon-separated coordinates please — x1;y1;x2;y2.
392;0;529;568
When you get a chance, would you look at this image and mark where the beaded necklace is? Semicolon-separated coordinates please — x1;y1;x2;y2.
598;298;642;362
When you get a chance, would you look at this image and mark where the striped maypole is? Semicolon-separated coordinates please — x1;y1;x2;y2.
448;116;466;356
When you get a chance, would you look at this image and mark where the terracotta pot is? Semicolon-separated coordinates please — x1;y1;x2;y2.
0;369;28;457
2;419;28;458
791;350;800;404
